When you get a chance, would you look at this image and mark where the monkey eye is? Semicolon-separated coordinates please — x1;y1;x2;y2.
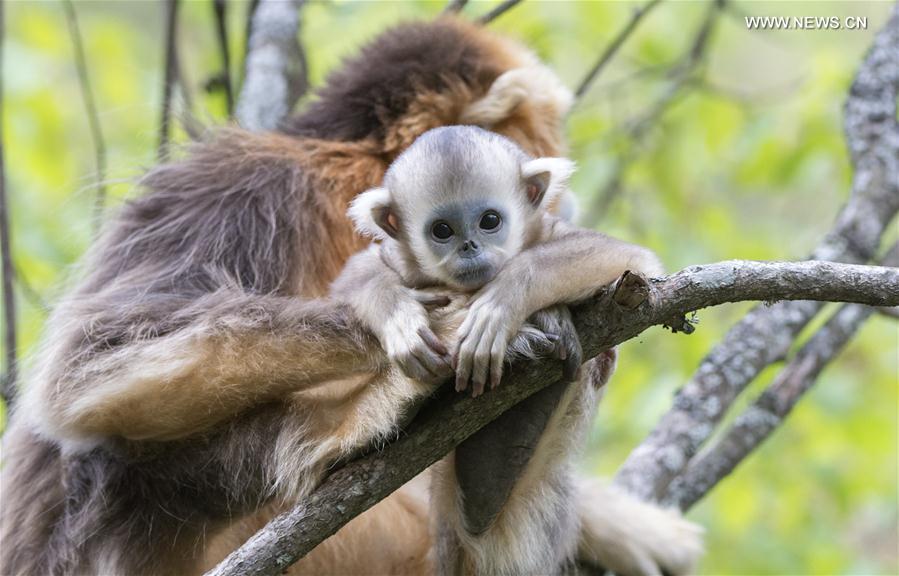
431;221;454;241
479;211;502;231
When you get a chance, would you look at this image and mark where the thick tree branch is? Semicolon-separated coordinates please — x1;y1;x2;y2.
207;260;899;576
615;6;899;501
667;302;873;511
62;0;108;232
236;0;307;131
0;0;14;404
665;244;899;511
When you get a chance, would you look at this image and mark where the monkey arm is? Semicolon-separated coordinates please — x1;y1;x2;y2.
26;289;384;442
331;246;453;384
510;220;665;314
455;221;662;391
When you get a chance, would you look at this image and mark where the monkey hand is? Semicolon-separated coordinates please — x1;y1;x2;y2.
453;287;528;397
380;300;454;385
506;305;583;381
525;305;583;381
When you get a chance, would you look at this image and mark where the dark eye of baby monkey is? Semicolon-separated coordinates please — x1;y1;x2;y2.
479;210;501;231
431;221;454;241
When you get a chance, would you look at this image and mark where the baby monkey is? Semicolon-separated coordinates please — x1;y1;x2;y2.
332;126;663;396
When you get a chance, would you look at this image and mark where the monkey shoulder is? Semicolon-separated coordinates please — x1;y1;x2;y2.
540;213;581;241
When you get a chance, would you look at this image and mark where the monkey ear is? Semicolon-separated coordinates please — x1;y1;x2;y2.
521;158;576;208
348;187;400;239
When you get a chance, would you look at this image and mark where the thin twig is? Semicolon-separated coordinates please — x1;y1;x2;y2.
574;0;664;100
0;0;15;404
242;0;261;87
208;260;899;576
62;0;108;233
442;0;469;15
14;264;47;312
158;0;179;161
213;0;234;115
174;54;194;115
478;0;524;25
584;0;722;224
664;244;899;511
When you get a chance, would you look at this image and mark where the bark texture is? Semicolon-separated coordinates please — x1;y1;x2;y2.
236;0;306;131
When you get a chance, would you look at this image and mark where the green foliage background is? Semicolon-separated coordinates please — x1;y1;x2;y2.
2;1;897;574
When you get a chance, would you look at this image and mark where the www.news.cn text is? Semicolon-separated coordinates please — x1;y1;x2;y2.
745;16;868;30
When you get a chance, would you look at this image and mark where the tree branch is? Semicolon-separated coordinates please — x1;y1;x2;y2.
0;0;15;405
157;0;179;161
615;6;899;502
207;260;899;576
62;0;108;233
13;263;46;312
877;305;899;320
574;0;664;100
236;0;307;132
477;0;524;25
442;0;469;15
665;244;899;511
212;0;234;115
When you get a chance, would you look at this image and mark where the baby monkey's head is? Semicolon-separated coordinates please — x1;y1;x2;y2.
350;126;575;291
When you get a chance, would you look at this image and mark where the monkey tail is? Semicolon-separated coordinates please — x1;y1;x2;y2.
576;479;705;576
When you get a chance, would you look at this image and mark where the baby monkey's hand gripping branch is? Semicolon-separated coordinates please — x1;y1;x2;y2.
454;222;664;395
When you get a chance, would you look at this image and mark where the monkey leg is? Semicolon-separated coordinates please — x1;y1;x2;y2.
454;305;587;536
432;325;605;575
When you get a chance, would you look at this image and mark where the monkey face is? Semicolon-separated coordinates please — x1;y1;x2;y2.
348;126;575;291
422;199;514;290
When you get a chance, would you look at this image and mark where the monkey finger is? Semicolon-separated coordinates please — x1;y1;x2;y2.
527;330;557;357
454;341;473;392
456;300;489;342
489;339;506;389
397;353;435;384
418;326;449;356
411;290;453;310
455;331;484;394
412;344;453;380
528;307;562;338
507;327;556;359
453;310;489;364
470;330;496;397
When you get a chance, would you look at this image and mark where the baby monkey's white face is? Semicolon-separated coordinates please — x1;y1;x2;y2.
348;126;575;291
419;196;514;290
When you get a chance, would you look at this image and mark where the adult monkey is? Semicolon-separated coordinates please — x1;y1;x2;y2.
1;17;700;576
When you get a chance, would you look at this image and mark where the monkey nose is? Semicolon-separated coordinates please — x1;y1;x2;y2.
460;240;480;254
